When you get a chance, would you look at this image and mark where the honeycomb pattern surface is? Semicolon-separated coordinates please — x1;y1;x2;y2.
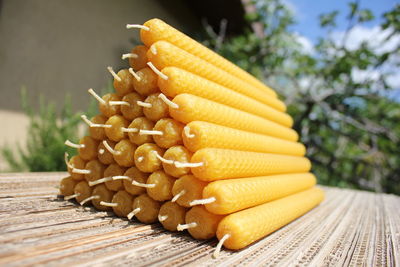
170;94;298;142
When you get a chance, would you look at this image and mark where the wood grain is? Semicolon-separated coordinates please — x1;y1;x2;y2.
0;172;399;266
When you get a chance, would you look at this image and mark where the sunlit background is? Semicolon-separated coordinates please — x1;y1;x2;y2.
0;0;399;194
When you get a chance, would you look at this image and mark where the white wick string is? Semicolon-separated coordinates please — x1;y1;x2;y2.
132;180;155;188
81;115;111;128
72;168;91;174
107;66;121;82
126;24;150;31
213;234;230;259
158;214;168;222
189;197;216;206
103;140;121;155
88;88;106;104
129;68;141;81
112;175;131;181
147;62;168;80
158;93;179;109
122;53;138;60
109;101;130;106
136;101;152;108
64;193;80;201
150;45;157;55
122;127;139;133
65;140;84;149
80;195;100;205
100;201;118;207
139;129;163;136
127;207;141;220
88;177;113;186
153;152;174;164
184;126;195;138
174;161;204;168
172;190;186;202
177;222;197;231
64;152;74;169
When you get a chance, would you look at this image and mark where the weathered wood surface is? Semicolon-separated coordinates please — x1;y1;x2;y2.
0;172;399;266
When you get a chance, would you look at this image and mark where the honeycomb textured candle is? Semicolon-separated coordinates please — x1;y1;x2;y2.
216;187;324;250
158;67;292;127
147;41;285;111
191;148;311;181
203;173;316;214
141;18;276;96
183;121;305;156
170;94;298;142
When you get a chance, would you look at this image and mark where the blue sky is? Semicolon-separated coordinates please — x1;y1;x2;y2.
285;0;400;100
287;0;398;42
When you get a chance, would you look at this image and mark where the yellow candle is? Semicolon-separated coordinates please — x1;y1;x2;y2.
202;173;316;214
128;45;148;70
191;148;311;181
181;206;223;240
170;94;298;142
171;175;207;208
216;187;324;250
140;18;277;97
158;67;292;127
111;190;134;217
158;201;187;231
59;176;78;197
147;41;284;111
183;121;305;156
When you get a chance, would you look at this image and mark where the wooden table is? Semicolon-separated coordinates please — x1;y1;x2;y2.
0;172;399;266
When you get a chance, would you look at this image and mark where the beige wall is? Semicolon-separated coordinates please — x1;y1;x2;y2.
0;0;200;170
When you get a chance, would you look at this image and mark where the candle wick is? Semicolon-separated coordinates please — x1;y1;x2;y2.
72;168;91;174
172;190;186;202
158;93;179;109
129;68;141;81
64;193;80;201
213;234;230;259
107;66;122;82
150;45;157;55
79;195;100;205
65;139;84;149
147;62;168;80
131;180;155;188
177;222;197;231
183;126;195;138
127;207;141;220
122;127;139;133
108;100;130;106
102;140;122;156
100;201;118;207
81;115;112;128
158;214;168;222
112;175;131;181
64;152;74;169
139;130;163;136
88;88;106;105
88;177;113;186
174;161;204;168
189;197;216;206
136;100;152;108
126;24;150;31
153;151;174;164
122;53;138;60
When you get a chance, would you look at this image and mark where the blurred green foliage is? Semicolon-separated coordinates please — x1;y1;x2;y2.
203;1;400;194
0;83;111;172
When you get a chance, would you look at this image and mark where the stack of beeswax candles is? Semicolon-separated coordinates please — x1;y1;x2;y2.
60;18;324;257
